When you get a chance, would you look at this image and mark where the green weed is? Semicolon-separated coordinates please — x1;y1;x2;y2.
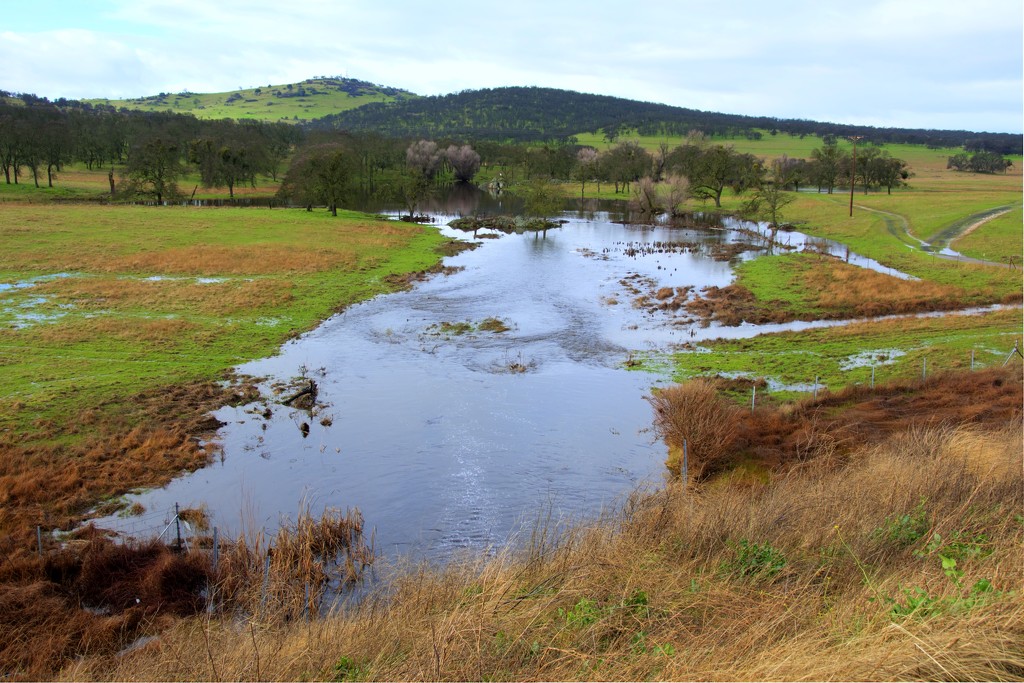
723;539;787;580
331;655;367;682
559;597;602;628
872;498;930;547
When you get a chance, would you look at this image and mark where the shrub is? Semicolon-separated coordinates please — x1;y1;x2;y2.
647;379;739;480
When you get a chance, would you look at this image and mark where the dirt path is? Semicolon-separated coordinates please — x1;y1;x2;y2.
857;204;1012;268
951;206;1013;242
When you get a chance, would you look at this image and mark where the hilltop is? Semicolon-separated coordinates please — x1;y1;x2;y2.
83;77;416;123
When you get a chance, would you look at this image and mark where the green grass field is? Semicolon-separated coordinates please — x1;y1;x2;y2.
85;78;415;123
637;308;1022;402
0;204;447;440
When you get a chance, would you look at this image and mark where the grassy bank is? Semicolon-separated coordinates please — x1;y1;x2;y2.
61;410;1023;681
635;308;1022;402
0;203;451;539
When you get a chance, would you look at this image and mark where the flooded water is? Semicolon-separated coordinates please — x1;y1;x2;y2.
92;200;922;560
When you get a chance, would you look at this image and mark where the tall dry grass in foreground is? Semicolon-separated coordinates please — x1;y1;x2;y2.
64;422;1023;682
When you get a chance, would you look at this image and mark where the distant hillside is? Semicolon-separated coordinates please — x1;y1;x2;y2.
84;77;416;123
309;86;1022;154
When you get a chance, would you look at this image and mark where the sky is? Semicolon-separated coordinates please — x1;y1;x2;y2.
2;0;1022;134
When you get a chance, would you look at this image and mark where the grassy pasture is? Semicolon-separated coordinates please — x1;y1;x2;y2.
572;129;980;165
85;78;414;123
645;308;1022;400
0;204;447;441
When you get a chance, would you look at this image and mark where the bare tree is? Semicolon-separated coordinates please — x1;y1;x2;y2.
575;147;598;199
664;174;690;216
444;144;481;183
406;139;442;180
629;176;663;215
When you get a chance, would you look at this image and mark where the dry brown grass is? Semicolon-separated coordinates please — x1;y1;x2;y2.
805;259;970;318
0;505;374;680
104;244;358;275
0;536;211;677
59;420;1023;682
687;257;1000;327
0;379;257;546
648;379;740;480
34;277;296;316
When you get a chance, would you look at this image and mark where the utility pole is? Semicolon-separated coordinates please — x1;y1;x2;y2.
848;136;864;217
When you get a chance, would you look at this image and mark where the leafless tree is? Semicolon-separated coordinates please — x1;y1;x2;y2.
575;147;598;199
665;174;690;216
629;176;662;215
406;139;442;180
444;144;481;183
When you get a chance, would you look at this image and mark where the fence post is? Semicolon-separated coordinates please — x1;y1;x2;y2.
682;439;688;486
751;385;756;412
922;358;927;382
813;376;818;399
37;526;43;557
1004;341;1023;366
207;527;217;614
174;502;182;552
870;365;875;390
260;553;271;612
971;349;975;371
211;527;219;571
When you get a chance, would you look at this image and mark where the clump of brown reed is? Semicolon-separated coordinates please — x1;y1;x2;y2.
686;283;792;326
806;259;969;317
647;379;740;480
214;507;374;623
0;534;212;678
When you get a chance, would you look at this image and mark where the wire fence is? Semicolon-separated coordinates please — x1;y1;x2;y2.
746;341;1023;411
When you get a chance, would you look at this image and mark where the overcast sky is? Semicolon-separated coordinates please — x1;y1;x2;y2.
3;0;1022;133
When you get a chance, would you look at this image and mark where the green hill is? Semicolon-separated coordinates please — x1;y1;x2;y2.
309;86;1022;154
84;77;416;123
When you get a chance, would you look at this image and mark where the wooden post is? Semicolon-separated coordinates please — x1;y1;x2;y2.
813;376;819;399
682;439;688;486
174;502;183;552
37;526;43;557
751;385;756;412
870;365;875;389
971;349;975;371
212;527;219;570
260;553;272;611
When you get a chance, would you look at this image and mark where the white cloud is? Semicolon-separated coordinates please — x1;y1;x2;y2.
2;0;1020;132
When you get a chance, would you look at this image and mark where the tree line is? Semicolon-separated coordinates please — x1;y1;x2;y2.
0;92;1008;217
308;86;1023;155
0;96;300;201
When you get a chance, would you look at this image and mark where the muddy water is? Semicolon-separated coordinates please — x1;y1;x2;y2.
95;210;911;560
